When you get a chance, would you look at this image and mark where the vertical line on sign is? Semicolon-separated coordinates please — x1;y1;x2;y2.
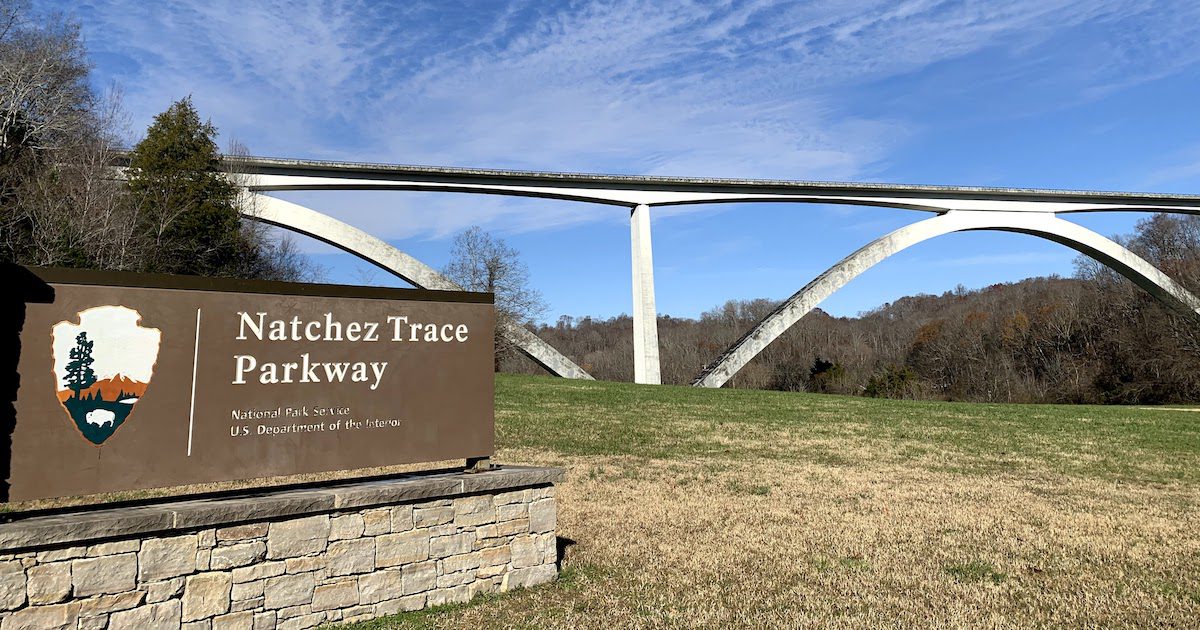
188;308;202;456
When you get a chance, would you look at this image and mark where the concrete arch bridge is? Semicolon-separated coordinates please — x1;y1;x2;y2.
230;156;1200;388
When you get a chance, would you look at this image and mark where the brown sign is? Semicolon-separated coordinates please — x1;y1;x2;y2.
2;267;494;502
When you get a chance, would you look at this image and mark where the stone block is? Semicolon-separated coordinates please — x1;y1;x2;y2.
530;486;555;500
0;560;25;611
181;620;209;630
217;524;268;542
211;542;266;571
327;538;374;576
86;540;140;557
77;590;145;616
35;548;85;563
453;511;495;528
1;602;79;630
145;577;184;603
480;546;510;569
72;554;136;597
536;533;557;564
436;571;475;588
196;548;212;571
400;561;437;596
77;614;108;630
376;530;429;568
267;516;329;559
139;535;199;581
503;564;557;591
496;503;527;521
182;572;232;622
362;509;390;536
328;514;364;541
276;612;325;630
109;600;180;630
529;499;556;533
430;532;473;559
252;610;276;630
477;563;507;579
310;580;358;611
453;496;494;526
427;585;469;607
441;551;482;575
412;506;454;528
390;506;414;532
470;576;502;597
263;571;315;610
357;571;400;605
231;597;263;612
492;489;528;505
198;529;217;549
453;495;492;515
276;603;310;619
374;594;425;615
284;557;326;577
231;561;284;584
510;535;539;569
27;562;71;605
475;519;529;540
231;578;265;601
211;610;253;630
339;605;376;623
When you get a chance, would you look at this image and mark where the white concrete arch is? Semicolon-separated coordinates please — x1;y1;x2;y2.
217;155;1200;386
245;194;594;381
692;211;1200;388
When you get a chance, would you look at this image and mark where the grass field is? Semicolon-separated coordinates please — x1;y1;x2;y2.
347;374;1200;628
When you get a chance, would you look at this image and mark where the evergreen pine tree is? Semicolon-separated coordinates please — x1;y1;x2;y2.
126;97;252;276
64;331;96;398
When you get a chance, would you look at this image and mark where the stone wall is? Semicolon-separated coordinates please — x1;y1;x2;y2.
0;467;562;630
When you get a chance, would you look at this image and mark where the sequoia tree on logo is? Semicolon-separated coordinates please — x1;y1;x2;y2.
52;306;162;445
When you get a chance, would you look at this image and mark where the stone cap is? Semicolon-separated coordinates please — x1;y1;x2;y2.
0;465;564;552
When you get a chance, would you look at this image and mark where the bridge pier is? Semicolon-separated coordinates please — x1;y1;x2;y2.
630;204;662;384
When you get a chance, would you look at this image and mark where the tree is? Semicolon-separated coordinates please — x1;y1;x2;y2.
443;226;546;365
0;0;92;166
125;97;249;276
64;331;95;398
0;0;128;268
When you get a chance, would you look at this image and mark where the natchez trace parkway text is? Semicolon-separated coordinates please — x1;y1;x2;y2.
231;311;474;390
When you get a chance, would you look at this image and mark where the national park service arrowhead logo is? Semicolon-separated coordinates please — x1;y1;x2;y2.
52;306;161;445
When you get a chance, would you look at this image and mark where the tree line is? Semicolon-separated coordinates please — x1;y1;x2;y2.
506;213;1200;405
0;0;309;280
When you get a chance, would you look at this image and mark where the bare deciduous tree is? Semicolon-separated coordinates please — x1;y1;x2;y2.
0;0;92;163
444;226;547;366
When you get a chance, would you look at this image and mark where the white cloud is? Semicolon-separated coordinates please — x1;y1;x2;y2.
66;0;1200;239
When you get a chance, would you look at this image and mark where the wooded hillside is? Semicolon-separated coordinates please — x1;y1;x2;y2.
507;213;1200;405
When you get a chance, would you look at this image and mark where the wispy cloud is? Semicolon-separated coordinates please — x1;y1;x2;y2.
64;0;1200;240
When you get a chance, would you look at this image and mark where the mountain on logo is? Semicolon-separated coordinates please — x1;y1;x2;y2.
55;373;148;404
52;306;161;446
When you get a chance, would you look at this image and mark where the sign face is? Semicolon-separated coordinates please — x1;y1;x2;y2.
3;267;494;502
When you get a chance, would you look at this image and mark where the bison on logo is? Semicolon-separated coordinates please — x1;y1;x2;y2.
52;306;161;445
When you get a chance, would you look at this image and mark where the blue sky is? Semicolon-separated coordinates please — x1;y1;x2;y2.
60;0;1200;321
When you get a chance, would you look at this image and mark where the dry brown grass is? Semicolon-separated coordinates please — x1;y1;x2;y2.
453;450;1198;628
349;376;1200;629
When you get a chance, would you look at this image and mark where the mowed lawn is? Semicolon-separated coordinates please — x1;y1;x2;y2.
349;373;1200;628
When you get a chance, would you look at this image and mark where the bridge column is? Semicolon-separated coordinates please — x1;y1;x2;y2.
630;204;662;384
